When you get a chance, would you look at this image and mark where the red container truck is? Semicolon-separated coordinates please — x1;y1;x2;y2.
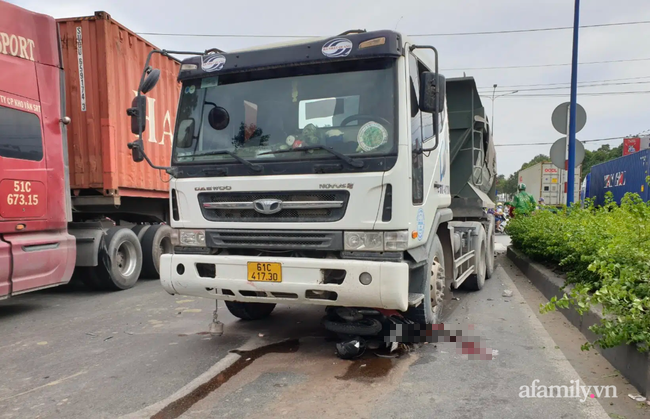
0;3;179;298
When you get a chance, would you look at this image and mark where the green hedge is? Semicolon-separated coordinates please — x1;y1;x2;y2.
507;193;650;353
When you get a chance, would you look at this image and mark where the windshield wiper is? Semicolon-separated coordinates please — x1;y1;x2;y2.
183;150;262;172
258;146;364;168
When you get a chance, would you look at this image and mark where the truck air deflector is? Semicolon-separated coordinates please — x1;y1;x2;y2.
177;30;402;81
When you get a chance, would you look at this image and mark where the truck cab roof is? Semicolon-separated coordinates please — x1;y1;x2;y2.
177;29;440;81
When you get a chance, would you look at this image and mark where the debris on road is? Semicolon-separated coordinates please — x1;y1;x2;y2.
335;338;366;360
452;297;460;301
502;290;514;297
628;394;647;402
258;333;265;338
375;353;399;359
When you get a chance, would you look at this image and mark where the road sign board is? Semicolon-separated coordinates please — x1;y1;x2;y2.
551;102;587;134
550;137;585;169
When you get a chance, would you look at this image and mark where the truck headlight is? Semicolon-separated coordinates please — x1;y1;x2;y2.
344;232;384;251
384;231;409;251
171;229;206;247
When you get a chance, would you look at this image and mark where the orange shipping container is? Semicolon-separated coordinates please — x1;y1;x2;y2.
57;12;180;200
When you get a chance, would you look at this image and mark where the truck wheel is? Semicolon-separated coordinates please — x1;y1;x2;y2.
140;225;173;279
225;301;276;320
94;227;143;290
131;224;151;242
486;216;495;279
463;233;486;291
406;235;447;324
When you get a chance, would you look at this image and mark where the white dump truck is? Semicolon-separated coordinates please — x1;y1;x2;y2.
127;29;497;338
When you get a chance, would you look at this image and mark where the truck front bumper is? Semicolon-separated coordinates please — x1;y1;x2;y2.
160;254;409;311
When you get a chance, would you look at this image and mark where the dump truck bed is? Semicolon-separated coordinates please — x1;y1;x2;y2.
446;77;496;210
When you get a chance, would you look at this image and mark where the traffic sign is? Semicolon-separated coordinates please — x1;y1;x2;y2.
552;102;587;134
550;137;585;169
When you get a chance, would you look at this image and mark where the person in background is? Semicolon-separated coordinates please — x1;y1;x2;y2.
506;183;537;217
494;205;506;231
537;197;545;209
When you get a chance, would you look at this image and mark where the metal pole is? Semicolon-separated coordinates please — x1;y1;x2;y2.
567;0;580;206
564;106;570;205
491;84;497;134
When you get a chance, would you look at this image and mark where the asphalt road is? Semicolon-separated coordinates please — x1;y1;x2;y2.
0;243;613;419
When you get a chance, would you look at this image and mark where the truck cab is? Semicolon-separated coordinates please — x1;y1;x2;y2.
0;2;76;298
131;30;496;329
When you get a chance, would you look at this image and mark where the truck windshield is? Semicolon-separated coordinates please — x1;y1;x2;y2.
172;58;396;166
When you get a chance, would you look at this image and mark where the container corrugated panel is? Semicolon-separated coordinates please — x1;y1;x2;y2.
590;149;650;206
57;12;180;199
518;161;580;205
540;162;561;205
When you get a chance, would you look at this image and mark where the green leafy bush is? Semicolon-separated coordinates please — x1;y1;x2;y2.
508;193;650;353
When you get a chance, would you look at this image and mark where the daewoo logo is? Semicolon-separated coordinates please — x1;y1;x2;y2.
322;38;353;58
202;54;226;72
195;186;232;191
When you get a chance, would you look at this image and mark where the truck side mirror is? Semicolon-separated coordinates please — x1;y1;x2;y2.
126;96;147;163
419;72;446;114
140;68;161;94
127;96;147;135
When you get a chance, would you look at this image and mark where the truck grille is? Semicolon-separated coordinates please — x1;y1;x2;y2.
205;230;343;250
198;191;349;222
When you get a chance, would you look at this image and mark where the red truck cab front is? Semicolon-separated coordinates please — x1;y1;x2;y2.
0;2;76;298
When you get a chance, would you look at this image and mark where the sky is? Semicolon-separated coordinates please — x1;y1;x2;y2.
10;0;650;176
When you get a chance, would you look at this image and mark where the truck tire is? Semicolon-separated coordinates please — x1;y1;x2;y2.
94;227;143;291
140;224;173;279
463;230;486;291
131;224;151;242
406;235;447;324
322;317;383;336
225;301;276;320
486;215;495;279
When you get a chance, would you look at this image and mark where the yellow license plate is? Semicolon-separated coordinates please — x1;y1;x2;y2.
247;262;282;282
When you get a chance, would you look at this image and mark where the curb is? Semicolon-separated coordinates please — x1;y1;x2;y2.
507;246;650;398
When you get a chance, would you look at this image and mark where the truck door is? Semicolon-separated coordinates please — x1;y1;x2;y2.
408;53;424;205
0;101;50;293
408;53;441;207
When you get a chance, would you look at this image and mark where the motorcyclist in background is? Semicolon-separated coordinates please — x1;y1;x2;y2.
494;205;506;232
506;183;537;217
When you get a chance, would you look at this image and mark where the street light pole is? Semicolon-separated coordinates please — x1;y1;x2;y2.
491;84;497;130
567;0;580;206
482;88;519;137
